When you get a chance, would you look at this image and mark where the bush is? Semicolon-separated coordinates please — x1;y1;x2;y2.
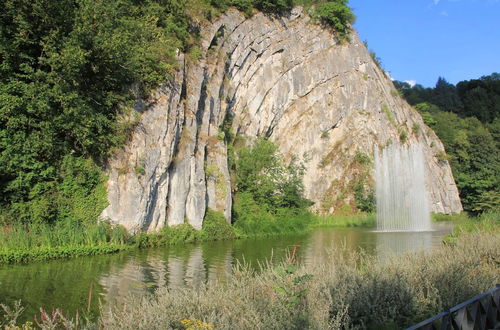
201;209;235;240
313;1;355;40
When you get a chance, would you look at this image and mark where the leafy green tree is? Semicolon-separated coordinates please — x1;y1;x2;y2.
313;0;355;39
235;138;309;211
457;73;500;123
0;0;184;224
431;77;463;113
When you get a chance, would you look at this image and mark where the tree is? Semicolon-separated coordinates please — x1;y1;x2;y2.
431;77;463;113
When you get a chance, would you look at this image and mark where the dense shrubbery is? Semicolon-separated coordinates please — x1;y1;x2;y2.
201;209;236;240
1;0;185;226
313;0;355;40
232;138;314;236
395;74;499;213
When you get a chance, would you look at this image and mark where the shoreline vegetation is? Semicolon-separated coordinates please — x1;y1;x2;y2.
0;211;375;265
1;211;497;265
2;221;498;329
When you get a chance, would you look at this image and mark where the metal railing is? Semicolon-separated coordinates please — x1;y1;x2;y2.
407;284;500;330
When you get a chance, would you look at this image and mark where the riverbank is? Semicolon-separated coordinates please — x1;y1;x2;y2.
0;211;376;265
2;211;496;265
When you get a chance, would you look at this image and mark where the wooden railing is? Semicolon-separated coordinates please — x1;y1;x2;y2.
407;284;500;330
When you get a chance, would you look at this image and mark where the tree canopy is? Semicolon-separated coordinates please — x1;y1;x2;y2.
395;74;500;213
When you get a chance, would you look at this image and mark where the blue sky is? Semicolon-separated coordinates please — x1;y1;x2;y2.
349;0;500;87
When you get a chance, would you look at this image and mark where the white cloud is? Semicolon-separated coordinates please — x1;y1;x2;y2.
440;10;449;16
434;0;440;4
404;80;417;87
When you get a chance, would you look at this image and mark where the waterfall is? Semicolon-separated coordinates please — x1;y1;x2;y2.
375;143;432;231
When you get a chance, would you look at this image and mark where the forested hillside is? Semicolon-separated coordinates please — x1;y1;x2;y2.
0;0;354;225
394;74;500;213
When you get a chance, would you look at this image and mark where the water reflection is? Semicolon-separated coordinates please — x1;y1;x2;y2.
0;225;452;322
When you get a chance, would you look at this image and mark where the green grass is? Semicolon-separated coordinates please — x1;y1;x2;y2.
0;245;131;264
431;212;469;222
443;211;499;244
3;211;494;265
311;213;376;228
0;211;376;265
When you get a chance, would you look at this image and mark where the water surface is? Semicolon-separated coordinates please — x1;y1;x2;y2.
0;224;452;322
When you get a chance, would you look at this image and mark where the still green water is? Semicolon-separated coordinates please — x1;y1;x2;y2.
0;224;452;322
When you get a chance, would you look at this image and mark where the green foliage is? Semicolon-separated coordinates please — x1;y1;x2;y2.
412;122;421;135
353;151;371;166
381;104;396;126
443;211;499;244
312;0;355;40
201;209;235;240
353;182;375;213
0;0;185;225
0;218;130;263
254;0;294;13
311;213;375;227
0;245;128;264
233;192;312;237
431;212;469;222
235;138;310;211
351;150;375;213
230;136;312;234
399;129;408;143
396;74;500;214
396;73;500;123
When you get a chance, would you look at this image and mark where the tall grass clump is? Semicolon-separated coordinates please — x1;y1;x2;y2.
0;219;130;263
443;211;499;244
0;219;129;251
97;231;499;329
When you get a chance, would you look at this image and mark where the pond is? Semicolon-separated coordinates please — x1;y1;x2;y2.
0;223;453;322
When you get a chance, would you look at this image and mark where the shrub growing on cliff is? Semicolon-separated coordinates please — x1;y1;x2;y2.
313;0;356;40
235;138;309;212
232;138;312;236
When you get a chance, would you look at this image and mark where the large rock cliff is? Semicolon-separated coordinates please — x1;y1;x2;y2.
101;8;462;232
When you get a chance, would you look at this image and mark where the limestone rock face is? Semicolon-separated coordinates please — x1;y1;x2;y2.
101;8;462;232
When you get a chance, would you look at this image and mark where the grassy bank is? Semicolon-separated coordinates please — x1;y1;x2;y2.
5;230;495;329
311;213;375;228
0;211;376;265
443;211;499;244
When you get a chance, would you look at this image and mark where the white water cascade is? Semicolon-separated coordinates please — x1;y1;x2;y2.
375;143;432;231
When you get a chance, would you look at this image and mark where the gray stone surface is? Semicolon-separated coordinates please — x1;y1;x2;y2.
101;8;462;232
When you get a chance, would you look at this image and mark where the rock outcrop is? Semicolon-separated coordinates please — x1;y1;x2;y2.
101;8;462;232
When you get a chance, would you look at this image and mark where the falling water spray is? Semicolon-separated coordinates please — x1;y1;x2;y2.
375;143;432;231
